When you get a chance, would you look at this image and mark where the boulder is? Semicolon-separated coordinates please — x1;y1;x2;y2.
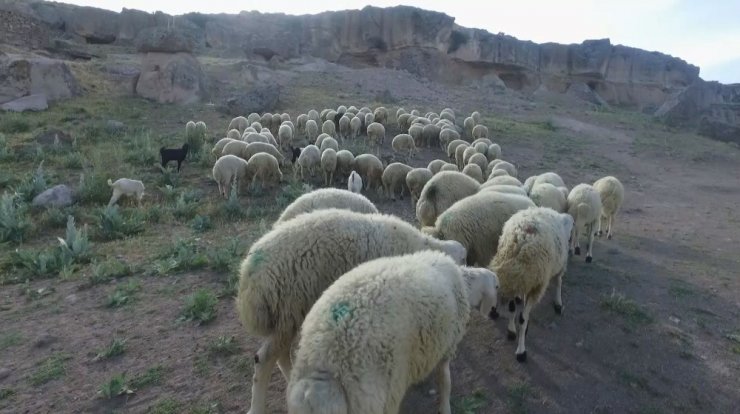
0;55;81;106
105;120;126;135
135;27;197;53
32;184;75;208
35;129;73;147
1;94;48;112
565;82;609;107
30;2;119;44
135;53;205;104
219;82;281;116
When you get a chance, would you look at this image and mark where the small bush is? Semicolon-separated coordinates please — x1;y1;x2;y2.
98;373;132;399
218;182;244;220
78;171;111;204
41;206;76;228
157;165;181;188
131;366;166;389
106;280;141;308
145;204;166;223
180;288;218;324
125;130;158;166
61;151;86;169
0;192;31;244
97;205;145;240
94;338;127;361
87;258;132;286
0;115;31;133
57;215;93;263
0;388;15;401
0;133;13;161
10;248;70;279
152;239;208;276
191;214;211;233
207;335;239;356
172;191;200;220
29;353;70;386
14;162;47;202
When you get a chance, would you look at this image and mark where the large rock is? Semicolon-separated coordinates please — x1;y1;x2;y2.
29;1;119;44
35;128;73;147
135;27;197;53
1;94;48;112
32;184;75;208
219;82;282;116
135;53;205;104
0;54;81;106
0;9;50;50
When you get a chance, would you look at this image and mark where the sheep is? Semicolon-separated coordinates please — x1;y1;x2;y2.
463;116;475;140
439;109;455;124
332;149;353;179
307;109;320;124
338;116;350;142
212;155;247;198
416;171;481;226
489;207;574;362
567;183;603;263
228;116;249;133
428;159;447;175
462;146;478;167
489;169;510;179
337;105;347;115
236;209;467;414
212;138;237;157
396;107;407;119
530;183;568;213
408;124;424;147
241;142;285;165
321;148;337;187
319;120;334;138
423;191;535;266
472;124;489;139
524;172;566;194
227;129;241;140
491;160;517;177
363;112;375;132
440;163;459;172
486;159;505;177
296;114;309;137
278;125;293;149
446;139;468;161
160;143;190;172
270;113;282;136
406;167;433;208
287;250;497;414
473;142;488;156
260;113;272;129
439;128;460;151
487;144;502;161
410;109;420;116
479;184;528;196
467;153;489;174
366;122;385;156
471;138;493;147
373;106;388;126
294;145;321;180
320;108;331;122
485;175;522;187
221;140;249;159
462;163;484;183
347;171;363;194
455;143;470;170
354;154;384;195
315;133;330;148
349;116;361;140
305;120;319;143
281;113;291;124
245;153;282;190
381;162;413;201
422;124;441;148
592;176;624;239
244;133;269;145
260;130;279;148
397;113;413;132
247;113;261;125
471;111;481;124
106;178;145;207
251;122;263;132
319;137;339;154
391;134;416;159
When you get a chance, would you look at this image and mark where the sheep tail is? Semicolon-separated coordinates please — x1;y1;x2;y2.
287;371;348;414
107;179;114;186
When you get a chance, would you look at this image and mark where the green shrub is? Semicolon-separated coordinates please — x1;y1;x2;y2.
190;214;211;233
98;373;132;399
180;288;218;324
152;238;208;275
87;258;132;286
61;151;86;169
125;130;158;166
0;115;31;133
14;162;47;202
218;182;244;220
57;215;93;263
78;170;111;204
97;205;145;240
172;191;200;220
0;192;31;244
0;133;12;161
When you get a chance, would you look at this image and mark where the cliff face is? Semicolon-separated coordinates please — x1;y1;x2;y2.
1;1;737;141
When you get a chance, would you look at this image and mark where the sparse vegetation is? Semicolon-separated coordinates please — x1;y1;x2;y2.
106;280;142;308
94;338;127;360
207;335;239;356
452;389;487;414
98;373;133;399
601;290;653;329
131;365;166;389
180;288;218;324
97;205;146;240
0;192;31;244
0;332;23;351
507;382;534;414
29;353;70;386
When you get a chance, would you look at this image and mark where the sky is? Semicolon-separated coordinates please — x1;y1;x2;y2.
60;0;740;83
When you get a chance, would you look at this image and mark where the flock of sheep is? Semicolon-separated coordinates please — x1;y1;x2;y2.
197;106;626;414
105;103;624;414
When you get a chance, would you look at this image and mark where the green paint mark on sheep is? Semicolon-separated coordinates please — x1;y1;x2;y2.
248;249;266;269
330;301;354;323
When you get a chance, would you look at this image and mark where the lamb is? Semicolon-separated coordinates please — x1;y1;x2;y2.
439;128;461;150
446;139;468;161
405;167;433;208
286;251;497;414
294;145;322;180
455;143;470;170
106;178;145;207
366;122;385;155
491;160;517;177
212;138;237;157
489;207;574;362
338;116;350;142
335;150;355;181
391;133;416;158
354;153;384;195
422;123;441;148
416;171;481;226
305;120;319;143
428;159;447;175
463;116;475;140
228;116;248;133
440;163;459;172
211;155;248;198
322;120;336;138
467;153;488;174
373;106;388;126
347;171;363;194
349;116;361;140
529;183;567;213
320;148;337;187
593;176;624;240
472;124;489;139
423;191;535;266
227;129;241;140
245;153;283;190
236;209;467;414
381;162;413;201
159;143;190;172
462;163;485;183
408;124;424;147
319;137;339;154
566;183;603;262
275;188;378;225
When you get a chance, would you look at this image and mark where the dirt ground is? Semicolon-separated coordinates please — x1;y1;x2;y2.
1;55;739;414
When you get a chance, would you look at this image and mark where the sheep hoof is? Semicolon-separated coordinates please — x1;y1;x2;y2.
518;314;525;325
554;303;563;315
254;355;260;364
598;230;603;236
574;246;581;255
508;300;516;312
516;351;527;363
607;234;612;240
507;331;516;341
489;308;499;320
586;256;593;263
568;249;573;257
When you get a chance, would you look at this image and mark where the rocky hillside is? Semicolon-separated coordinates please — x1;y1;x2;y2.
1;0;738;142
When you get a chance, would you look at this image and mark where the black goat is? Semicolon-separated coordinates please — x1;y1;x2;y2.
290;146;303;164
160;143;190;172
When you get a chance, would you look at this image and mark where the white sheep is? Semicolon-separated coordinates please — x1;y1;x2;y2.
593;176;624;240
487;144;502;161
373;106;388;126
423;191;535;266
446;139;468;161
484;175;522;187
307;109;319;124
408;124;424;148
440;163;458;172
338;116;350;142
462;146;478;166
305;120;319;143
472;124;489;139
287;251;497;414
397;113;413;132
462;163;484;183
455;144;470;170
281;113;291;124
212;137;237;157
236;209;467;414
315;133;330;148
279;125;293;150
347;170;363;194
322;120;336;138
241;142;285;165
471;111;481;124
427;159;447;175
416;171;481;226
275;188;377;225
463;116;475;140
391;133;416;159
354;153;384;195
381;162;413;201
489;207;574;362
227;129;241;140
473;142;489;155
422;123;441;148
335;150;355;182
245;153;282;190
364;112;375;132
491;160;518;178
270;113;282;136
478;184;528;197
366;122;385;156
294;145;321;180
405;167;433;208
396;107;407;119
319;137;339;154
321;148;337;187
221;140;249;159
107;178;145;207
212;155;248;198
567;183;603;262
439;128;460;151
244;133;269;145
228;116;248;133
260;113;272;130
467;153;488;175
530;183;568;213
523;172;566;194
247;113;261;125
349;116;361;140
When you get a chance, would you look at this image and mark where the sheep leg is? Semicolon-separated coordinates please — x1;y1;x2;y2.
515;295;534;362
607;215;614;240
216;182;223;198
107;189;121;207
435;358;452;414
573;226;581;256
585;221;595;263
597;216;604;237
248;339;280;414
568;225;576;256
506;299;518;340
277;350;292;381
553;269;565;314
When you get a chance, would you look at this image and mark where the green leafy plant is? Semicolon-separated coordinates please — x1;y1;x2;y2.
98;373;133;399
0;192;31;243
97;205;145;240
180;288;218;324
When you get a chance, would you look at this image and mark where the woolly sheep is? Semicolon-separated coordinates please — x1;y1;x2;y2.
439;128;460;150
410;109;420;116
245;152;282;190
243;127;257;135
523;172;566;194
227;129;241;140
447;139;468;161
485;175;522;187
241;142;285;165
321;148;337;187
422;123;441;148
287;251;497;414
593;176;624;240
337;105;347;115
487;143;502;161
229;116;248;133
455;143;470;170
294;145;321;180
462;146;478;166
397;113;413;132
322;120;336;138
354;153;384;194
319;108;331;122
567;183;603;262
472;124;489;139
319;137;339;154
260;130;279;148
463;116;475;140
396;107;407;119
416;171;481;226
391;133;416;158
303;120;319;144
193;121;207;141
486;159;505;177
315;133;330;148
307;109;320;124
366;122;385;155
279;125;293;149
408;124;424;147
479;184;528;196
492;160;517;178
348;170;363;194
428;159;447;175
364;112;375;131
338;116;350;142
489;207;574;362
349;116;361;140
440;163;459;172
462;163;484;183
251;122;263;131
473;142;489;155
439;109;455;124
221;140;249;160
212;137;237;157
296;114;308;137
471;138;493;147
236;210;467;414
406;167;433;208
381;162;413;201
244;133;269;145
423;191;535;266
281;113;291;124
212;155;248;198
530;183;568;213
325;110;338;125
373;106;388;126
467;153;488;175
471;111;481;124
247;113;261;125
107;178;145;207
260;113;272;130
270;113;282;136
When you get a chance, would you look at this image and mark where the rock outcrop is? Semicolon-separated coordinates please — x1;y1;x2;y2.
0;54;81;109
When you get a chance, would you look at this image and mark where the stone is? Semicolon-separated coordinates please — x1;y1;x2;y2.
105;120;126;134
136;27;197;53
34;333;58;348
219;82;281;116
0;54;80;106
32;184;75;208
1;94;48;112
135;53;206;104
35;129;73;147
0;368;10;381
565;82;609;107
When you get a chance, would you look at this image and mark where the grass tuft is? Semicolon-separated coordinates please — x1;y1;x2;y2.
98;373;133;399
601;290;653;329
180;288;218;324
29;353;70;386
94;338;127;361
